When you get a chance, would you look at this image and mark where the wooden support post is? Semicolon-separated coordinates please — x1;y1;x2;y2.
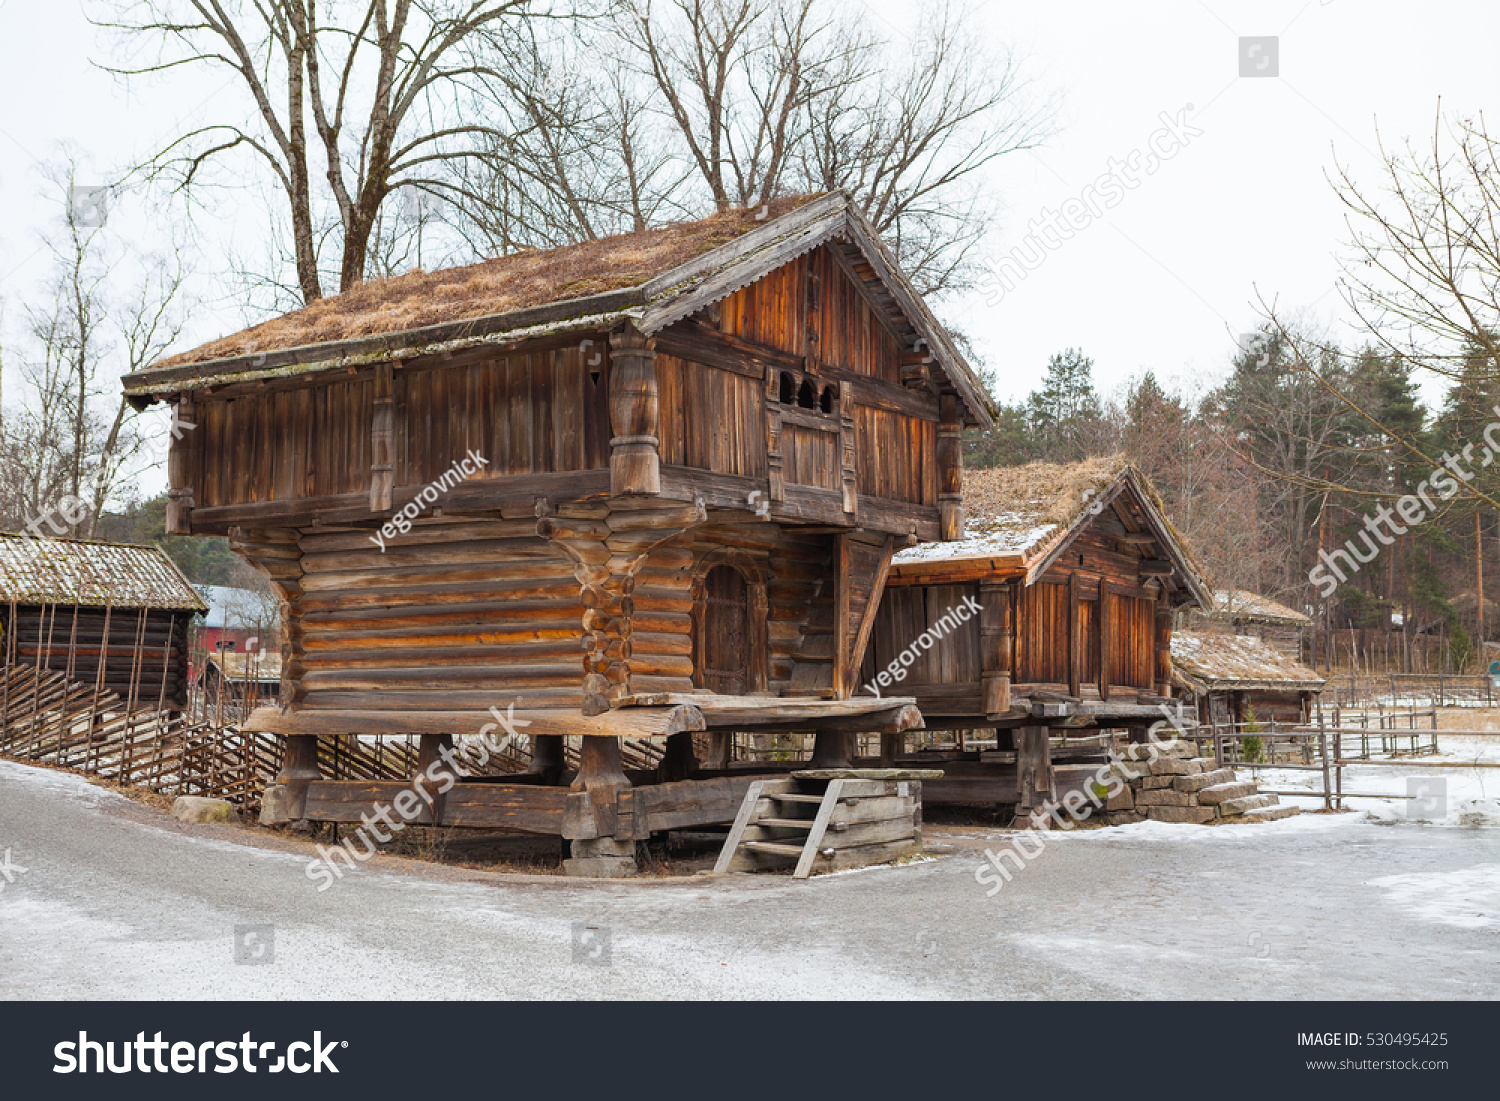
369;360;395;512
1013;725;1056;823
765;368;786;503
529;733;566;785
661;729;698;782
1098;581;1112;702
834;535;852;698
937;392;964;541
839;379;858;515
564;735;636;877
879;730;903;766
981;581;1011;714
264;733;321;825
165;396;195;535
1155;600;1173;697
417;731;454;825
706;730;732;770
1067;571;1081;700
808;729;855;770
607;327;660;496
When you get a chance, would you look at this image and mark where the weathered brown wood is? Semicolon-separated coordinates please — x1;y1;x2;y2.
937;392;963;540
165;396;195;534
369;360;395;512
608;327;661;496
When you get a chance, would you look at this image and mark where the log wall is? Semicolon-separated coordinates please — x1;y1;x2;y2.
1;605;194;710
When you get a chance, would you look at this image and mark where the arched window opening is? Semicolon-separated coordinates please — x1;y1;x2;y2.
779;371;796;404
820;385;836;414
797;378;815;408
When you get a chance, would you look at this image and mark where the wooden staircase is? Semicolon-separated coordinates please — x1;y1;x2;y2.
713;773;925;878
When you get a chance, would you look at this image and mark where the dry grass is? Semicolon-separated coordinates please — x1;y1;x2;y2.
157;195;821;369
963;455;1132;530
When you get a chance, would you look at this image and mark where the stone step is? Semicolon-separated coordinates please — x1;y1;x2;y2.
1217;793;1278;817
1241;803;1301;822
1197;781;1258;805
1174;768;1237;793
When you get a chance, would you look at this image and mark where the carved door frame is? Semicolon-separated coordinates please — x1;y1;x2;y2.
690;552;770;695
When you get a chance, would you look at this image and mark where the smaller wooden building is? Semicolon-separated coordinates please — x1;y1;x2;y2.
859;457;1213;819
0;533;206;714
1170;632;1324;728
1189;589;1310;662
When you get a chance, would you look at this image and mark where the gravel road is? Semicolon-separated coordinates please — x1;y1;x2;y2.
2;758;1496;1000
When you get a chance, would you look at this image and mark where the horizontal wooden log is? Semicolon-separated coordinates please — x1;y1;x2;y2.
634;776;761;832
441;784;570;833
244;704;703;739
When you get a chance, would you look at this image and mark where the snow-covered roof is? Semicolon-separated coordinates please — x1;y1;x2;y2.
0;533;206;611
1209;589;1310;625
1171;632;1325;692
890;457;1213;609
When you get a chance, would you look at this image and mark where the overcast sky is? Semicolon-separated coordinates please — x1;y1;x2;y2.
2;0;1497;491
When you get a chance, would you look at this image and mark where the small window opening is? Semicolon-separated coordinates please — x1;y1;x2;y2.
779;371;796;404
797;379;815;408
820;385;836;414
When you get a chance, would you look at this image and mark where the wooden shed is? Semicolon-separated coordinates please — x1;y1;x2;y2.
858;458;1213;818
1170;632;1324;728
121;191;992;874
1188;589;1310;661
0;533;205;715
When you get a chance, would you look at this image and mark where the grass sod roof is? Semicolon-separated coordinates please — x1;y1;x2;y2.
122;191;995;427
1207;589;1311;625
1170;632;1326;692
891;456;1213;608
0;533;207;612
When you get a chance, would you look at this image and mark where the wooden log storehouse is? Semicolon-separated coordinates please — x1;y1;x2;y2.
1187;589;1311;661
859;458;1214;820
121;191;993;875
1169;632;1325;728
0;533;206;716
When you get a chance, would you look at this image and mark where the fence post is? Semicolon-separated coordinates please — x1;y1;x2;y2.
1319;727;1332;812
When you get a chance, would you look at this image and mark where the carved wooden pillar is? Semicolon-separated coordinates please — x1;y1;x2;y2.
839;380;857;515
981;580;1012;715
369;360;395;512
937;392;964;541
764;368;786;503
608;327;660;496
165;396;195;535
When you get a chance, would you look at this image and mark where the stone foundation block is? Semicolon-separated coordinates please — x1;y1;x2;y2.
1144;805;1216;824
1175;769;1237;792
1198;781;1258;805
1135;788;1196;807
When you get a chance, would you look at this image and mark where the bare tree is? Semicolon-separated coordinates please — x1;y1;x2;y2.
0;159;186;537
622;0;1053;294
98;0;548;304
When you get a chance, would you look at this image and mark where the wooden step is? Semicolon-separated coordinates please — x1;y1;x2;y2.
755;817;815;830
743;841;808;858
769;792;824;804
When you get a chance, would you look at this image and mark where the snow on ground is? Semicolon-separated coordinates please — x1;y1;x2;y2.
0;758;130;807
1367;864;1500;929
1257;733;1500;827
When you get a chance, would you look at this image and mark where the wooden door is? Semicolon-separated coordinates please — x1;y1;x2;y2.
701;565;751;695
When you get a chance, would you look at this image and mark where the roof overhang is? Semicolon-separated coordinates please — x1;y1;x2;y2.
122;192;995;427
